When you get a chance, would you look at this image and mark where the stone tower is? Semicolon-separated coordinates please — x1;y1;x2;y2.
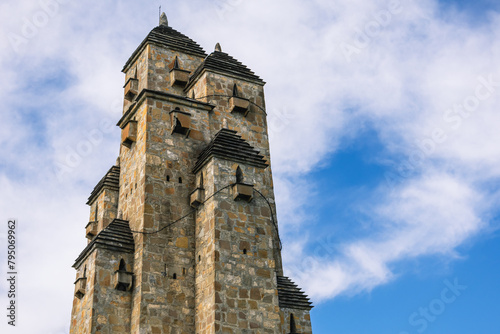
70;13;313;334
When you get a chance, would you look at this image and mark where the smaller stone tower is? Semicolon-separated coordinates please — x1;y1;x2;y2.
70;13;313;334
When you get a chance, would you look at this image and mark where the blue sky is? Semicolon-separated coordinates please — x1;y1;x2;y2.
0;0;499;333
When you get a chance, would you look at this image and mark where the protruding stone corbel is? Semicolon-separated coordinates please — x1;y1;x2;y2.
230;84;250;115
74;276;87;299
114;270;133;291
170;57;190;86
121;120;137;148
85;221;98;240
124;77;139;101
190;188;204;208
232;183;254;202
170;108;191;136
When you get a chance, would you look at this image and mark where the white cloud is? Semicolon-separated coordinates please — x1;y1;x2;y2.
291;172;485;302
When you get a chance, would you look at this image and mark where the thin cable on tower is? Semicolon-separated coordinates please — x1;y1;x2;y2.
128;183;283;250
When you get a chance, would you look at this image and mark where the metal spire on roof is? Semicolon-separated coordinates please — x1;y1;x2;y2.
215;43;222;52
160;12;168;26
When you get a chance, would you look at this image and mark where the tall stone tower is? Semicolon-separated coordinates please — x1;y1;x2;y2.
70;13;313;334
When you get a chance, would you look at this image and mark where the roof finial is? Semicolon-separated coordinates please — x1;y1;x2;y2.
160;12;168;26
215;43;222;52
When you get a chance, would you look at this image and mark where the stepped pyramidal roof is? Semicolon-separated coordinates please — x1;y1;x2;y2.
277;276;314;310
73;219;134;268
193;128;268;173
188;47;265;87
86;165;120;205
123;14;263;86
123;21;207;71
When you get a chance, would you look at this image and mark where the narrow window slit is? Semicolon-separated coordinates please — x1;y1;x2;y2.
236;166;244;184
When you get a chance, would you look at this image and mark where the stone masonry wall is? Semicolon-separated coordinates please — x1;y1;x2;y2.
194;158;283;334
123;45;148;114
214;159;282;334
134;94;212;333
194;159;217;334
90;249;134;333
87;188;119;240
147;44;204;95
97;189;119;231
118;98;147;332
280;308;313;334
119;40;208;334
70;252;96;334
189;71;269;158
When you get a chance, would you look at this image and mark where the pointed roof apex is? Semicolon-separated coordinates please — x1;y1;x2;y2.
160;12;168;26
215;43;222;52
123;20;207;72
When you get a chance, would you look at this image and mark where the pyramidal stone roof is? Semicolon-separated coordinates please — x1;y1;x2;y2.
87;165;120;205
188;49;265;87
123;24;207;71
192;128;268;173
73;219;135;268
277;276;314;310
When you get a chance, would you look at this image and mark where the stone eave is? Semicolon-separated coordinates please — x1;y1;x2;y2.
122;41;147;73
192;129;269;174
73;219;134;269
122;31;207;73
277;275;314;310
192;154;269;175
86;166;120;205
117;89;215;129
184;67;265;93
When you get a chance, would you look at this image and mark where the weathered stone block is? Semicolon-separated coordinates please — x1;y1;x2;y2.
121;121;137;148
190;188;204;208
114;270;133;291
176;237;189;249
232;183;254;202
85;221;98;240
74;277;87;299
170;108;191;136
170;69;190;86
230;96;250;115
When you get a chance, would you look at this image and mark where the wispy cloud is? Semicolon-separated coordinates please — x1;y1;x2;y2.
287;172;486;302
0;0;499;332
